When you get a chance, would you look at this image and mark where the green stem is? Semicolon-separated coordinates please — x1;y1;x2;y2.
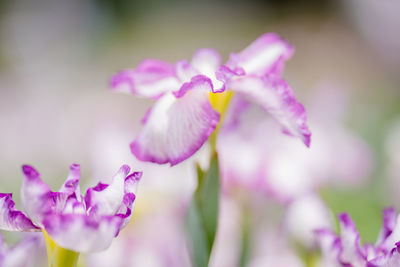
239;208;251;267
43;230;80;267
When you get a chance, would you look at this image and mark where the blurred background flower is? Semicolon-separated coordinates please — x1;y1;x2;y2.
0;0;399;266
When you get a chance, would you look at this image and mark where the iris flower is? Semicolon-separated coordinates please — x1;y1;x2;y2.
111;33;311;165
0;164;141;265
315;208;400;267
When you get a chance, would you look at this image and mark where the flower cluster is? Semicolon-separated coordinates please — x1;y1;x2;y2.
0;164;141;253
315;208;400;267
111;33;311;166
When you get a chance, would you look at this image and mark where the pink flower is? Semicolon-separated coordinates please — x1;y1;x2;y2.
0;164;141;253
111;33;310;166
315;208;400;267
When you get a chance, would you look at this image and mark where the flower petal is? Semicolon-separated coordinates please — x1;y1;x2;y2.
376;207;397;247
191;49;221;76
110;59;180;98
0;194;39;232
380;214;400;252
131;76;220;165
85;165;130;216
20;165;53;226
191;49;224;91
368;243;400;267
59;164;82;201
174;60;199;83
227;33;294;76
229;75;311;146
116;171;142;229
43;214;122;253
338;213;366;265
315;229;342;264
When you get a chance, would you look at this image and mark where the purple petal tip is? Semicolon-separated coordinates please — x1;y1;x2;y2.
119;165;131;176
126;172;143;182
70;163;80;170
338;213;356;229
22;165;39;179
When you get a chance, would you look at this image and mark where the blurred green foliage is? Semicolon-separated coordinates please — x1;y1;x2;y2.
186;154;220;267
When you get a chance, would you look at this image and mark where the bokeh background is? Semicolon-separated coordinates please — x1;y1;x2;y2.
0;0;400;265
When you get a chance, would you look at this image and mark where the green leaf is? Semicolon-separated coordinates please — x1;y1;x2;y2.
186;153;220;267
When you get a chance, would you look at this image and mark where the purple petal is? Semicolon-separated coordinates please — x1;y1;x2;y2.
220;95;251;131
315;229;342;259
172;75;213;98
21;165;73;226
20;165;53;226
368;243;400;267
229;75;311;146
59;164;82;201
191;49;224;91
85;165;130;216
191;49;221;76
338;213;367;265
131;76;220;165
227;33;294;76
174;60;200;83
363;244;383;263
43;213;122;253
215;65;245;89
116;171;142;229
376;207;397;247
0;194;39;232
380;214;400;252
110;59;180;98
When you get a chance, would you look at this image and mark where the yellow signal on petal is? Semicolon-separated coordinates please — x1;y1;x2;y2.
209;91;234;150
209;91;234;116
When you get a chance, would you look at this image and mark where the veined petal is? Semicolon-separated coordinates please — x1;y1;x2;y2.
376;208;397;247
20;165;53;226
124;171;142;195
230;75;311;146
367;243;400;267
0;194;39;232
215;65;245;89
131;76;220;165
85;165;130;216
175;60;199;83
338;213;366;265
116;171;142;229
191;49;221;77
110;59;180;98
42;214;122;253
191;49;224;91
315;229;342;265
59;164;82;202
380;215;400;252
227;33;294;76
